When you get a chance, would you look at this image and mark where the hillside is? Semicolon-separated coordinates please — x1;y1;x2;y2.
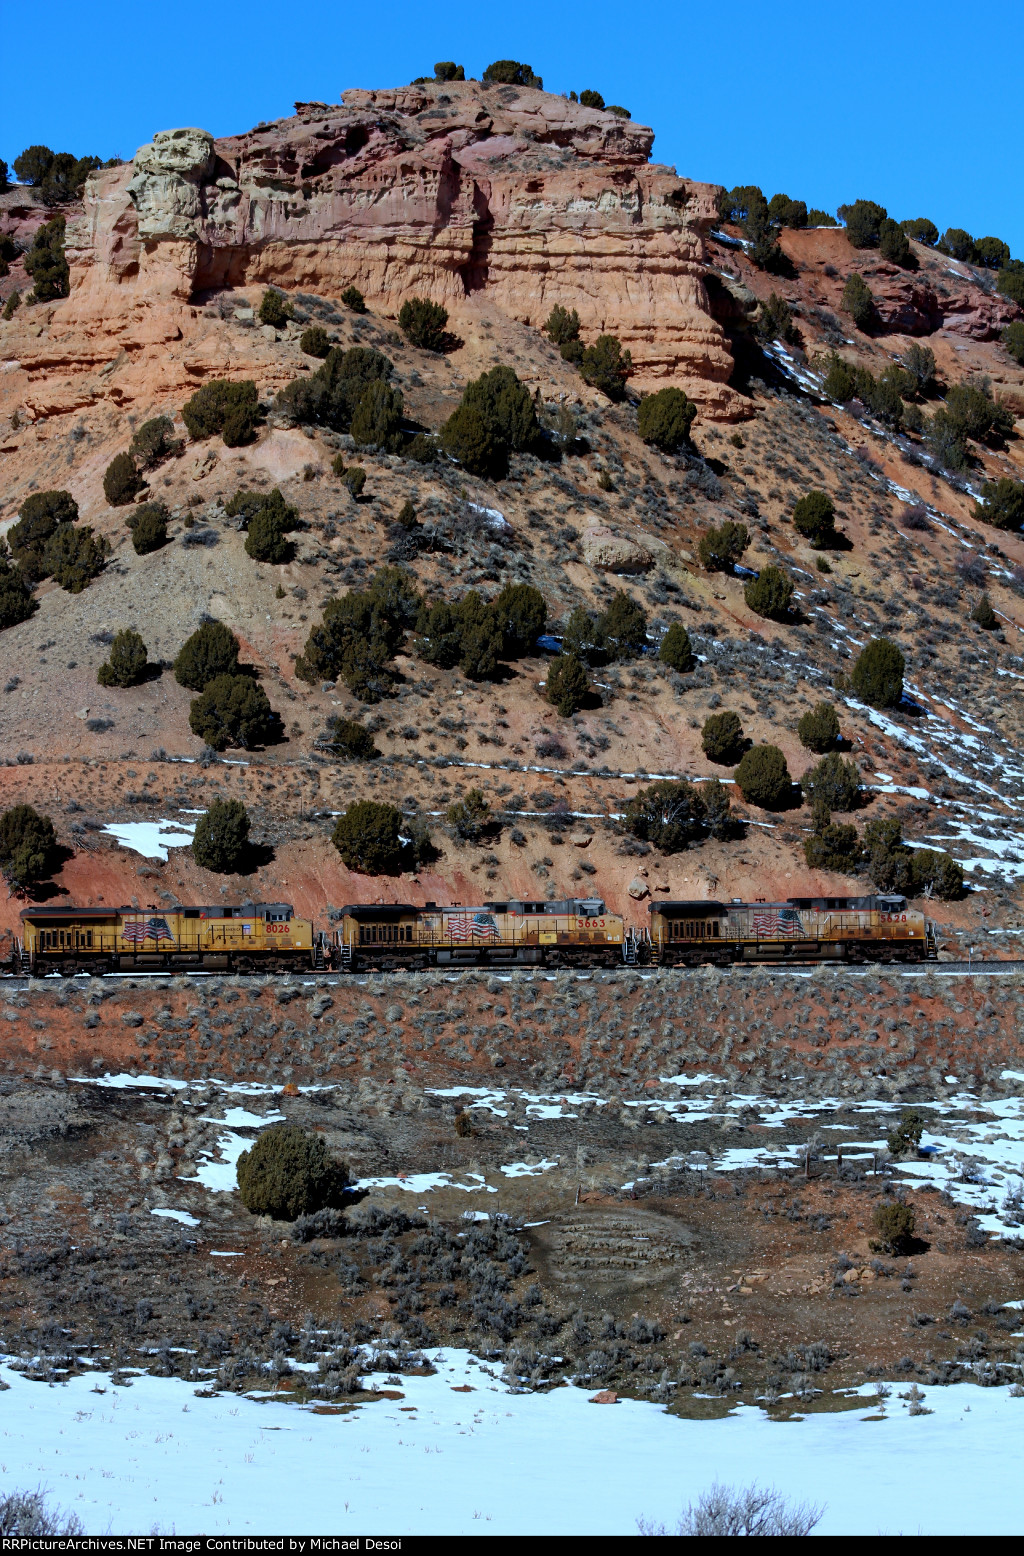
1;77;1023;951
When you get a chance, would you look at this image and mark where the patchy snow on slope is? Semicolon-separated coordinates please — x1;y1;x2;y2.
100;818;196;860
1;1356;1022;1535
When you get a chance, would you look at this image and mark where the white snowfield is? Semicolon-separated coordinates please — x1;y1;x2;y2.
0;1355;1021;1536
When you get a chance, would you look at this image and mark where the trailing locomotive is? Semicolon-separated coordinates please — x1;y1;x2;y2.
14;902;325;975
333;897;625;971
647;894;937;965
8;892;936;976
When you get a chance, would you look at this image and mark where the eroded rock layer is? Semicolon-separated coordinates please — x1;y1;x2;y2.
61;81;740;414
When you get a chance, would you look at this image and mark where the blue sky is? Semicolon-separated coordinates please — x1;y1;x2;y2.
3;0;1022;255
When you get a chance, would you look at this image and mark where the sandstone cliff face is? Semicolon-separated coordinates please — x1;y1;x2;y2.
60;81;740;414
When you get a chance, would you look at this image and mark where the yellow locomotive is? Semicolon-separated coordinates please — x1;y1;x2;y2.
647;894;937;966
16;902;325;975
334;897;627;971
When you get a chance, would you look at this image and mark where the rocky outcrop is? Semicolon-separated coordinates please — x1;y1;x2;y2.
581;522;653;572
58;80;741;414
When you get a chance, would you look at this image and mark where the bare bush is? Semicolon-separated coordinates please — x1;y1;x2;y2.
638;1483;823;1537
0;1490;83;1535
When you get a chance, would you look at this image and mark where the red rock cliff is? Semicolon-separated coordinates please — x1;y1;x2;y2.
60;81;740;415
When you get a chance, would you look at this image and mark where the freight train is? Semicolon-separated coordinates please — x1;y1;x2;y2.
9;892;937;975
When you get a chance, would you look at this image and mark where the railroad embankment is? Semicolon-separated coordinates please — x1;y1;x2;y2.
4;968;1021;1095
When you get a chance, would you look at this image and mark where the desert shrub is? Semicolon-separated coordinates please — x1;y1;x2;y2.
7;489;78;581
341;285;367;313
659;622;694;672
351;379;405;451
297;571;419;701
458;364;541;462
839;198;887;248
174;621;241;690
798;701;840;753
851;636;904;709
767;193;807;229
973;235;1011;270
415;593;500;678
332;800;408;873
577;88;605;108
300;325;331;357
561;605;603;662
623;779;729;852
841;272;874;329
38;151;101;206
192;798;250;872
940;227;974;261
125;502;168;555
97;628;148;687
245;509;291;564
182;379;259;445
103;451;145;506
804;751;861;812
0;1489;83;1536
2;290;21;320
0;557;37;630
821;353;858;402
447;788;492;841
926;409;971;472
900;342;937;395
1003;321;1024;366
878;218;914;267
439;403;504;478
944;380;1014;445
887;1110;925;1159
974;481;1024;539
756;291;798;342
702;710;745;764
492;582;546;655
900;217;939;246
972;593;998;629
741;193;785;273
398;296;449;351
637;387;697;453
0;805;61;891
580;335;632;400
341;465;367;497
189;674;276;751
807;209;838;227
734;744;794;809
237;1124;351;1221
719;185;764;224
864;817;962;899
803;822;863;872
329;719;380;759
744;565;794;621
24;214;69;302
258;288;292;327
792;489;836;545
483;59;542;87
545;304;582;350
43;524;108;592
598;590;648;660
129;414;181;468
641;1482;821;1539
998;265;1024;307
434;61;465;81
545;653;590;716
871;1202;916;1254
13;145;56;185
698;519;749;572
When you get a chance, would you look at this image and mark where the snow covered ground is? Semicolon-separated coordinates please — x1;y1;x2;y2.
1;1353;1021;1535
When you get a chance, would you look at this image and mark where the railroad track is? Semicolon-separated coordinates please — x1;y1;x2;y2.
1;960;1023;986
